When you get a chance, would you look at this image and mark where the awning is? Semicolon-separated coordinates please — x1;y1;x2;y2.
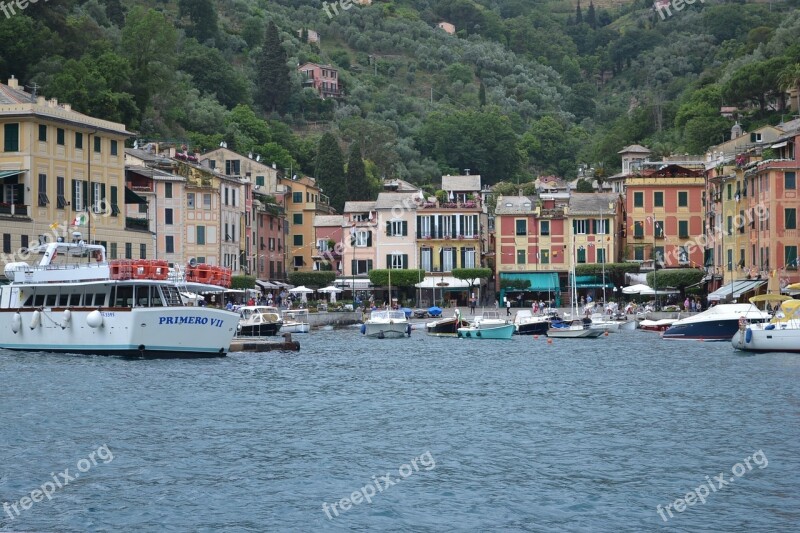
335;278;373;289
255;280;280;290
124;186;148;204
574;275;614;289
0;169;26;180
415;276;471;289
498;272;559;291
771;141;788;149
707;279;767;302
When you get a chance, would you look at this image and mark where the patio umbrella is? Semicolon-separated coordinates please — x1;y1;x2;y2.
288;285;314;303
318;285;343;303
622;284;652;295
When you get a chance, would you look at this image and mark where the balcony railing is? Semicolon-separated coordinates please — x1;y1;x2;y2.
125;217;150;232
0;204;29;217
419;233;479;240
418;200;481;210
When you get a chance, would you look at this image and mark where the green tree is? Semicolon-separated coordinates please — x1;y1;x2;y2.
288;271;336;288
646;269;704;296
779;63;800;112
0;15;57;81
576;1;583;24
724;57;788;112
179;40;249;109
103;0;125;26
256;21;291;114
345;143;373;202
368;269;425;287
231;275;257;290
586;1;596;29
178;0;218;42
576;179;594;192
315;133;346;212
241;17;264;49
479;82;486;107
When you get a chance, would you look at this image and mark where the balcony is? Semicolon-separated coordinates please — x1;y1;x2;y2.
125;217;150;232
418;200;481;210
127;182;154;193
0;204;30;218
419;233;479;240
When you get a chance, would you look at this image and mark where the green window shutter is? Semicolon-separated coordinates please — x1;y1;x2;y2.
71;180;77;209
402;255;408;269
402;221;408;236
572;220;577;234
386;221;391;236
101;184;106;209
351;259;356;274
416;216;421;238
460;247;466;268
452;248;457;267
82;181;88;209
366;231;372;247
367;260;373;271
386;254;392;268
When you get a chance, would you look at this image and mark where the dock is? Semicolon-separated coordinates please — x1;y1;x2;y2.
229;333;300;353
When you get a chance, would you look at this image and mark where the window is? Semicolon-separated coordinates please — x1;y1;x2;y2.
786;172;796;190
93;136;101;153
577;247;586;263
187;193;195;209
293;234;303;246
293;256;304;268
595;219;608;235
387;254;408;269
293;192;303;203
165;236;174;254
125;242;132;259
225;160;241;175
38;125;47;142
165;183;173;198
75;132;83;150
224;187;228;205
109;243;117;259
573;219;588;235
515;219;527;236
3;233;10;253
203;193;211;209
442;247;455;271
679;246;689;264
72;180;86;211
540;249;550;264
678;220;689;239
4;123;19;152
165;208;173;225
197;226;205;245
352;259;373;275
654;246;665;266
463;247;476;268
139;202;147;214
420;248;432;271
654;191;664;208
633;192;644;208
597;248;606;264
462;215;478;237
140;243;147;259
516;249;526;264
57;177;66;209
786;246;798;270
92;182;103;212
256;175;265;186
634;247;644;261
633;221;644;238
727;216;733;235
56;128;65;146
354;231;371;247
268;237;275;251
21;235;28;250
654;221;664;238
293;213;303;225
387;220;408;236
38;174;48;206
232;189;237;207
678;191;688;207
787;208;797;230
540;221;550;236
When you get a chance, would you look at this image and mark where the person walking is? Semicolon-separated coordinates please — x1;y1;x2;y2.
506;299;511;316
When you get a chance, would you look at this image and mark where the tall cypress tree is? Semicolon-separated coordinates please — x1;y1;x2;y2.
256;21;291;114
345;143;371;202
104;0;125;26
587;1;597;29
479;82;486;107
178;0;218;42
576;1;583;24
315;133;346;212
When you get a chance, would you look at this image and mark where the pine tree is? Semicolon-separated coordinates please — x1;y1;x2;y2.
315;133;346;212
587;1;597;29
104;0;125;26
479;82;486;107
576;1;583;24
345;143;372;202
256;21;292;114
178;0;218;42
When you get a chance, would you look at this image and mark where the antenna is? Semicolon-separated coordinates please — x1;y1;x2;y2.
26;82;40;101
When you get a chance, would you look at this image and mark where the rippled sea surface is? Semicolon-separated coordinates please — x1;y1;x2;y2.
1;328;799;532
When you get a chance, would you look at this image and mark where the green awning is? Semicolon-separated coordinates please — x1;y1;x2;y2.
124;186;148;205
0;170;26;180
574;275;613;288
500;272;560;291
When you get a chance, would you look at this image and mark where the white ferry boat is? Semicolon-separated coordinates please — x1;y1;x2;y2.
0;239;239;357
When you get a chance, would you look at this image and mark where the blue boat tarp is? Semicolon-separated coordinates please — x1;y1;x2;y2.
428;306;442;317
401;307;412;318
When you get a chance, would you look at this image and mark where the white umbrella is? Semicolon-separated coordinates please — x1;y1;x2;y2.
288;285;314;303
622;284;652;295
318;285;343;303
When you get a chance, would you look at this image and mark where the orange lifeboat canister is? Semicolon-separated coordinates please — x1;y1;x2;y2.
152;260;169;280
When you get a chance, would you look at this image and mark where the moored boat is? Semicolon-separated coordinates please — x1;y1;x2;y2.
663;304;770;341
732;295;800;353
237;306;283;337
548;319;604;338
280;309;310;333
0;240;238;357
457;311;515;339
513;310;554;335
427;310;470;336
361;309;411;338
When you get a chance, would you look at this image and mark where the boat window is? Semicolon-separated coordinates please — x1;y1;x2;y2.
34;294;45;307
151;288;164;307
94;293;107;307
22;293;34;307
45;294;57;307
58;293;69;306
69;293;81;306
114;285;133;307
137;286;152;307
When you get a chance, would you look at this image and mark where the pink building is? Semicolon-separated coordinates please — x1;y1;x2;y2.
298;63;340;99
313;215;344;273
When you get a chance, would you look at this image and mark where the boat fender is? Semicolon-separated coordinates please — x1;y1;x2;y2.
86;310;104;329
378;331;385;339
11;312;21;334
466;331;471;338
457;331;462;338
406;324;412;337
476;331;481;337
63;309;72;328
360;324;366;335
30;309;41;330
745;328;752;344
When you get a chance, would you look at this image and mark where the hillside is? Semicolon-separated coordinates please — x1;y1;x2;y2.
1;0;799;194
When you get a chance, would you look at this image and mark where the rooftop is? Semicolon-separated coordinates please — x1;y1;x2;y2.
495;195;535;215
343;201;377;213
568;193;619;215
442;174;482;191
375;192;420;210
314;215;344;227
618;144;652;154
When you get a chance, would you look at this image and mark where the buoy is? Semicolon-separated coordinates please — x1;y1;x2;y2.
360;324;366;335
547;338;553;344
604;331;609;337
745;327;752;344
11;312;21;334
533;335;539;340
63;309;72;327
86;310;104;328
30;310;41;330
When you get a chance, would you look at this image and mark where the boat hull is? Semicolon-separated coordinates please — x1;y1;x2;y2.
515;320;550;335
548;327;604;338
426;317;469;336
238;323;282;337
732;326;800;353
280;323;310;334
663;319;745;341
363;323;410;338
0;307;238;357
457;324;515;339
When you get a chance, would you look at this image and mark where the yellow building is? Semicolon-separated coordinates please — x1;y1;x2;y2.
0;76;151;263
281;175;335;272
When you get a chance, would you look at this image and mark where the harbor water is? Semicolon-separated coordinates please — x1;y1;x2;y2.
1;329;798;531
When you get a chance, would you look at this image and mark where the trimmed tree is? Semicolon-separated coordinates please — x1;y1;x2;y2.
453;267;492;301
287;271;336;288
646;269;704;297
368;269;426;288
231;275;257;290
315;132;346;212
345;143;372;201
256;21;291;114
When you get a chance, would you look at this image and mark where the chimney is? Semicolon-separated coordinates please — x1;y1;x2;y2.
48;98;58;108
63;104;71;112
7;75;18;89
731;122;743;140
37;96;46;105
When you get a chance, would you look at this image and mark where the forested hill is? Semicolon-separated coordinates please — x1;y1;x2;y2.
1;0;799;197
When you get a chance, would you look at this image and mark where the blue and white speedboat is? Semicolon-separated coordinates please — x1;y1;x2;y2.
663;303;770;341
457;311;514;339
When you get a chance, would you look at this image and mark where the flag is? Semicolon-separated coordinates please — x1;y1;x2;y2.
49;222;60;230
73;213;87;226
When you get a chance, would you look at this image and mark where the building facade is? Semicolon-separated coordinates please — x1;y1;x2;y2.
283;174;334;272
298;63;340;98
